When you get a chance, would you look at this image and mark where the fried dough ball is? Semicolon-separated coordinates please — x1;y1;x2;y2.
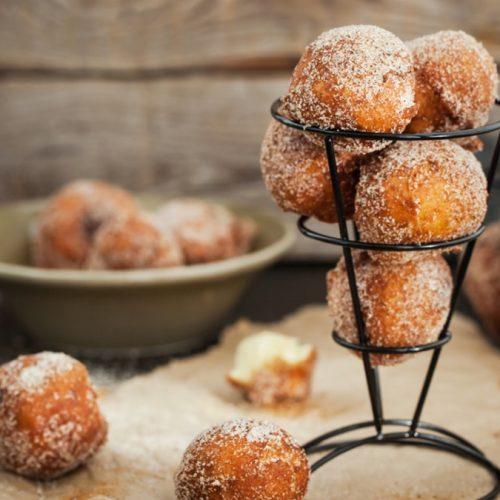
155;199;256;264
327;253;452;366
175;419;309;500
354;141;487;262
86;213;183;270
406;31;498;135
0;352;107;480
227;331;316;406
260;120;360;223
464;222;500;346
32;180;138;269
283;25;416;153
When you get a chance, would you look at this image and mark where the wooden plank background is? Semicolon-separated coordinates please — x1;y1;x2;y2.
0;0;498;204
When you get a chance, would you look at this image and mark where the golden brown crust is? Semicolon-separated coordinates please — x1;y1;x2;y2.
327;252;452;366
32;180;138;269
463;222;500;346
406;30;498;134
227;350;316;406
87;213;184;270
260;120;359;223
0;352;107;480
354;141;487;262
284;25;416;153
155;199;256;264
175;419;309;500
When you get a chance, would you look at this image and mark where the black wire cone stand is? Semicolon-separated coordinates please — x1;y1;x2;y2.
271;98;500;499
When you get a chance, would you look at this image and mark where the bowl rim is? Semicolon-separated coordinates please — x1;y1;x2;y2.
0;200;296;287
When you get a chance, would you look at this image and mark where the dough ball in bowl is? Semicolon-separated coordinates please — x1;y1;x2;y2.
87;213;183;270
31;180;138;269
155;199;256;264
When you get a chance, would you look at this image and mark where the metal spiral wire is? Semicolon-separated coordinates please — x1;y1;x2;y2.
271;98;500;499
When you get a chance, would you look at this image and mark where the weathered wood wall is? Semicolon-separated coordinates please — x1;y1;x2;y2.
0;0;498;200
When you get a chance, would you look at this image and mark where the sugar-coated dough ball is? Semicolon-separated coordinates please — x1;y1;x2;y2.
464;222;500;346
155;199;256;264
31;180;138;269
175;419;309;499
407;30;498;134
327;252;452;366
227;331;316;406
0;352;107;480
86;213;183;270
260;120;360;223
354;141;487;262
283;25;416;153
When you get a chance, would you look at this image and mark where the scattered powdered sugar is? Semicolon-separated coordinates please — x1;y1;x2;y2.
220;419;285;443
327;252;452;366
354;140;487;257
408;30;498;130
260;120;360;223
283;25;416;153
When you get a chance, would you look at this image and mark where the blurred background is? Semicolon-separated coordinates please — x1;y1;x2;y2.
0;1;499;360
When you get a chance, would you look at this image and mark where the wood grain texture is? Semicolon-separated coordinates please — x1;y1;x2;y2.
0;0;498;72
0;76;288;200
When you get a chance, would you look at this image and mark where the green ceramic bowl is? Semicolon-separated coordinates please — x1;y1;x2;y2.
0;198;295;356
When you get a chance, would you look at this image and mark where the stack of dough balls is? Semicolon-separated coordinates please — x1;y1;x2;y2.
175;418;309;499
261;25;494;365
31;180;256;270
0;352;107;479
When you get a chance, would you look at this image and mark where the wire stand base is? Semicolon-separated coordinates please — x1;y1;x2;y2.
304;419;500;500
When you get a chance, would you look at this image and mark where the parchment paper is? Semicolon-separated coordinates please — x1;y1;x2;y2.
0;306;499;499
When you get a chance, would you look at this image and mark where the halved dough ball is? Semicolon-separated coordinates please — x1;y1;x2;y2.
227;331;316;406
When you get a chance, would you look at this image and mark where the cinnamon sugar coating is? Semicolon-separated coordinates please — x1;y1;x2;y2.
327;253;452;366
283;25;416;153
406;30;498;134
155;199;256;264
354;141;487;262
0;352;107;480
31;180;138;269
464;222;500;346
260;120;360;223
87;213;183;270
175;419;309;499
